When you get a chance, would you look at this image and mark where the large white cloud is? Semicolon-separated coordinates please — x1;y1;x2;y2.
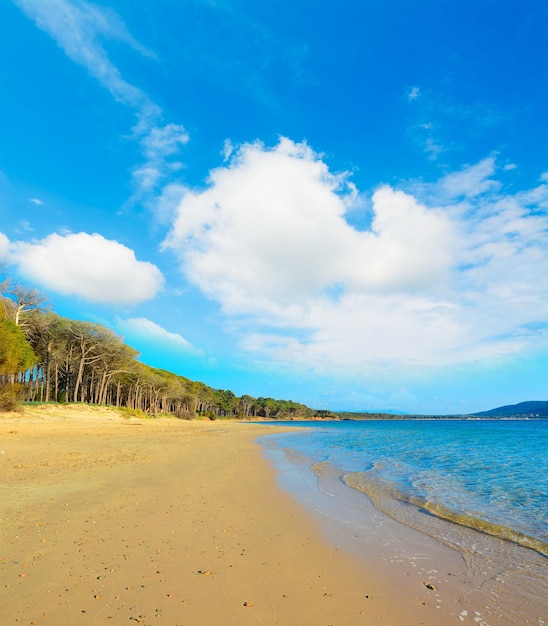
163;138;353;306
164;138;548;372
11;232;164;305
163;138;454;312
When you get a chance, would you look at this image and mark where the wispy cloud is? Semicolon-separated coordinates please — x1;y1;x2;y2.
439;156;500;199
405;84;508;160
407;86;420;101
14;0;188;210
29;197;44;205
117;317;202;356
16;220;33;233
14;0;153;109
131;124;189;196
164;139;548;376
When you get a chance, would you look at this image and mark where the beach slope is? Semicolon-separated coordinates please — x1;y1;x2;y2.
1;406;462;625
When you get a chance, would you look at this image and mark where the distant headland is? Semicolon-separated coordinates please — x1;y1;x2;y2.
333;400;548;421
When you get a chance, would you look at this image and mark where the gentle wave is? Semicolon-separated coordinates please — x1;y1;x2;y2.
343;470;548;558
263;419;548;546
260;421;548;626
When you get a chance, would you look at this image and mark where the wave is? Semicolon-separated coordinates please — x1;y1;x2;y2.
343;470;548;558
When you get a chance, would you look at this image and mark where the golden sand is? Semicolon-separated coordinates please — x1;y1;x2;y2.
0;405;500;625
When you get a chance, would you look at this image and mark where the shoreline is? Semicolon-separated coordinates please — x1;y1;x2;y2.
342;471;548;557
259;426;548;626
0;406;542;625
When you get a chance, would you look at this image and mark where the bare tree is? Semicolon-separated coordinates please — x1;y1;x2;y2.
3;284;48;327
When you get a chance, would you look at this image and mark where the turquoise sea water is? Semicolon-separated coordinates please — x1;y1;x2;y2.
259;419;548;550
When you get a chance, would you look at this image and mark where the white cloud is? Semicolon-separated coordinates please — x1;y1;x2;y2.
163;138;453;314
11;232;164;305
222;139;234;162
132;123;189;194
163;138;354;309
29;197;44;205
140;124;189;162
164;140;548;373
15;0;187;208
14;0;152;110
343;186;454;293
440;157;500;198
0;232;9;260
117;317;200;354
241;294;464;368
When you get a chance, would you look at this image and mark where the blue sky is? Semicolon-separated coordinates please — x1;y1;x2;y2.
1;0;547;414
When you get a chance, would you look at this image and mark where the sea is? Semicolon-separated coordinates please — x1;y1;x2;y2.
257;419;548;625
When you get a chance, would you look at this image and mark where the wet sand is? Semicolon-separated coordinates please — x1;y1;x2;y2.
0;405;519;625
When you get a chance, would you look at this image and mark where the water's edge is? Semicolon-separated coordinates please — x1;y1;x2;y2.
258;431;548;626
342;467;548;558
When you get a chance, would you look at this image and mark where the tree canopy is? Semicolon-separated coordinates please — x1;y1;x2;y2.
0;272;319;419
0;318;36;377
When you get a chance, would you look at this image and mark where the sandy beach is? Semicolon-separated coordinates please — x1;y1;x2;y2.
0;406;520;625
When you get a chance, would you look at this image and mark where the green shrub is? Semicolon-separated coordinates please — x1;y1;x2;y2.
0;383;24;411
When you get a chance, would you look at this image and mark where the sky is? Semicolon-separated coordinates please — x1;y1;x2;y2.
0;0;547;414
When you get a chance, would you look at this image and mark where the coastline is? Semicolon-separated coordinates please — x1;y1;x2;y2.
0;406;542;625
259;426;548;626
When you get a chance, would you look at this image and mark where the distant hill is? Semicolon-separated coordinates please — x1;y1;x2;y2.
336;401;548;420
473;401;548;418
